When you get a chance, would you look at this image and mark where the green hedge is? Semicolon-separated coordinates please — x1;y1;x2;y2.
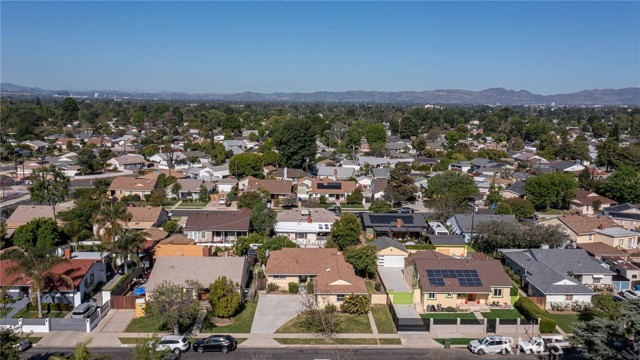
288;282;299;294
405;244;436;250
510;286;519;296
515;297;556;333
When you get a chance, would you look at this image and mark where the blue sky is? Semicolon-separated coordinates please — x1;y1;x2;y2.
1;1;639;94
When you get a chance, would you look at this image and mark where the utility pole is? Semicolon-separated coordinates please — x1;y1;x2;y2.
469;197;477;244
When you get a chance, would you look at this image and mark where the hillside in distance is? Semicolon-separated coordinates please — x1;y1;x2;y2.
1;83;639;105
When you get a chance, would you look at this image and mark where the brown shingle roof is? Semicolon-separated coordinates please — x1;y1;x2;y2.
266;248;366;295
5;204;73;230
111;155;146;165
246;177;292;195
271;167;305;179
572;189;616;206
143;227;168;241
411;257;512;294
146;257;247;292
558;215;621;235
577;242;628;257
127;207;165;225
311;179;357;194
108;176;157;192
159;234;194;245
184;209;252;231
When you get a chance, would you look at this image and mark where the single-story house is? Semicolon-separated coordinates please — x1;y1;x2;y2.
577;242;629;260
428;235;468;257
149;152;188;169
309;179;357;202
108;176;158;200
217;178;238;194
499;181;526;199
404;251;512;310
537;215;622;245
602;203;640;230
370;236;409;268
270;167;305;181
265;248;367;307
501;248;615;309
446;214;518;242
126;206;169;230
550;160;585;173
240;177;293;199
4;204;73;237
361;213;428;240
167;178;214;200
184;209;251;246
107;154;148;171
427;222;449;236
274;208;338;248
570;189;616;215
197;165;230;182
316;166;355;181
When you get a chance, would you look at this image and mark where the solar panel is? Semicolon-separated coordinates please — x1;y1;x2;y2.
317;182;342;190
426;269;482;288
370;215;415;225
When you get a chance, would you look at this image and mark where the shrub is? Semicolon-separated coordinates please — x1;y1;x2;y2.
267;283;279;293
510;286;519;297
288;282;299;294
307;281;314;294
515;297;557;333
404;244;436;250
539;318;557;333
340;294;371;315
374;281;381;292
324;303;337;313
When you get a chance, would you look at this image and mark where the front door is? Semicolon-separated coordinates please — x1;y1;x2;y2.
467;293;474;301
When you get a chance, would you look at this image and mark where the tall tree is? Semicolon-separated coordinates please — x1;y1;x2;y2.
208;276;241;318
598;165;640;204
228;153;264;179
525;172;578;210
29;165;70;221
12;218;66;251
251;202;277;236
364;123;386;145
384;162;417;206
424;171;479;222
94;199;132;247
114;230;145;274
328;213;361;250
344;245;377;278
145;280;200;335
275;119;317;169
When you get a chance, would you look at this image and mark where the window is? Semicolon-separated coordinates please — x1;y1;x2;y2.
324;224;330;230
272;275;287;280
588;234;593;241
296;233;306;240
493;288;503;297
201;231;206;240
593;277;601;284
427;293;436;300
565;295;573;301
446;293;453;298
629;238;635;248
336;295;345;302
619;239;624;246
318;224;323;229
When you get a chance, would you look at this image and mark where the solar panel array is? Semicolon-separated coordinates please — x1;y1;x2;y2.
317;182;342;190
426;269;482;287
370;215;415;225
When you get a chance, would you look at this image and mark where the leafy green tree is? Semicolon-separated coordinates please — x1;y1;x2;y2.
495;198;536;220
60;97;79;123
275;118;317;169
29;165;70;220
486;180;501;206
171;182;182;198
369;199;391;213
12;218;66;251
148;188;166;206
598;165;640;203
145;280;200;335
472;221;565;255
384;163;417;206
198;184;209;202
424;171;479;222
251;202;276;236
344;245;377;278
525;172;578;210
346;187;363;205
229;153;264;179
364;123;386;145
0;327;22;360
77;146;98;175
114;230;145;274
208;276;242;318
161;220;179;234
257;235;297;263
398;115;419;139
233;233;264;256
237;191;266;209
328;213;361;251
340;294;371;315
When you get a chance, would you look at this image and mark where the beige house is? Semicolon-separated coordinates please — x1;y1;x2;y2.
404;251;512;310
537;215;621;244
570;190;616;215
184;210;251;245
370;237;409;268
428;235;468;257
265;248;367;307
108;176;158;199
594;228;638;251
5;204;73;237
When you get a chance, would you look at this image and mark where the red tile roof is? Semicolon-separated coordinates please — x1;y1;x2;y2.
0;258;99;291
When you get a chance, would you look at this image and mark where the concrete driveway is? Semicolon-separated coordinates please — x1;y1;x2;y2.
250;294;302;334
378;267;411;292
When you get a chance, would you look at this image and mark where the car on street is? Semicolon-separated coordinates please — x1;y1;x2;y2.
468;336;512;355
193;335;237;354
519;336;570;354
14;339;30;352
154;335;190;354
621;290;639;299
396;207;414;214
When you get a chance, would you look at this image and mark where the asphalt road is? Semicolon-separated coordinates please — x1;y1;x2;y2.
22;347;554;360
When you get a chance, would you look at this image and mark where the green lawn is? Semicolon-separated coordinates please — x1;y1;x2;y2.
276;314;372;334
200;299;258;333
12;308;68;319
420;312;476;320
275;338;378;345
28;336;43;344
435;338;475;345
125;316;163;333
481;309;523;319
119;337;145;345
387;290;412;305
546;313;579;333
371;306;397;334
379;338;402;345
176;202;208;208
364;280;377;294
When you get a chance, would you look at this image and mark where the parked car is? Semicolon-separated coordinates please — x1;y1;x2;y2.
613;294;627;302
71;302;97;319
117;260;137;275
519;336;570;354
14;339;30;352
621;290;639;299
218;198;227;205
326;205;342;213
396;207;414;214
468;336;512;355
155;335;190;354
193;335;237;354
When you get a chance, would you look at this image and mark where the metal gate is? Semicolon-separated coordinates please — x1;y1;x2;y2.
486;318;497;333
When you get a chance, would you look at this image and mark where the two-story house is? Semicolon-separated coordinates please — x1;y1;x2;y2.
274;208;339;247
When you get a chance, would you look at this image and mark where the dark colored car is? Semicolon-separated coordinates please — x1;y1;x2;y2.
326;205;342;213
193;335;237;354
117;260;137;275
396;207;414;214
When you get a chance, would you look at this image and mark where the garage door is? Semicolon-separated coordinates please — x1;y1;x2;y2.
378;256;405;268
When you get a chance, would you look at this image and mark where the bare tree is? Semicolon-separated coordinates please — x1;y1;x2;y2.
330;346;356;360
298;294;341;342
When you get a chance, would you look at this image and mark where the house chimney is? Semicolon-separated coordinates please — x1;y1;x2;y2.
333;168;338;178
64;247;72;259
598;223;604;230
396;218;402;228
307;213;312;223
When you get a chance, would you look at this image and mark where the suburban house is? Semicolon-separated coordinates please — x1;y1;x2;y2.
578;242;630;260
593;227;639;251
316;166;356;180
404;251;512;310
361;213;428;240
184;210;251;245
274;208;338;248
270;167;305;181
240;177;293;199
265;248;367;307
602;256;640;286
570;189;616;215
370;178;387;200
107;154;148;171
0;252;106;307
125;206;169;230
167;178;214;200
149;152;188;169
446;214;518;242
428;235;469;257
499;181;526;199
197;165;230;182
549;160;585;173
308;179;357;202
108;176;158;199
501;249;615;309
4;204;73;237
537;215;622;245
370;236;409;268
216;178;238;194
603;203;640;230
146;256;249;296
153;244;213;258
427;222;449;236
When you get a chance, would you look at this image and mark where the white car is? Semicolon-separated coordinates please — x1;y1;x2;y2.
519;336;570;354
622;290;639;299
154;335;190;354
468;336;512;355
218;198;227;205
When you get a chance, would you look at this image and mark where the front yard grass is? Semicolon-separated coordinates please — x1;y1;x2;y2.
420;312;476;320
275;338;378;345
371;306;397;334
28;336;43;344
364;280;377;294
379;338;402;345
125;316;163;333
200;299;258;333
176;202;208;208
12;307;68;319
481;309;523;319
546;313;579;333
276;314;372;333
435;338;475;345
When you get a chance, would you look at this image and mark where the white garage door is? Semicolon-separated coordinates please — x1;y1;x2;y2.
378;256;405;268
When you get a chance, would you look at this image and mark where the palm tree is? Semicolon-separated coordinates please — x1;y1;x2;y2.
94;199;131;246
5;248;71;319
114;230;146;274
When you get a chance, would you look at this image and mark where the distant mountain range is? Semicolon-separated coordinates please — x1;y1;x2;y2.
1;83;639;105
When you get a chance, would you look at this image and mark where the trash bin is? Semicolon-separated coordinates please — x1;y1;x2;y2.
443;339;451;350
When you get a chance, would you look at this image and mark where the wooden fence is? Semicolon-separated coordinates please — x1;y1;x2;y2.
528;296;547;309
110;295;138;309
